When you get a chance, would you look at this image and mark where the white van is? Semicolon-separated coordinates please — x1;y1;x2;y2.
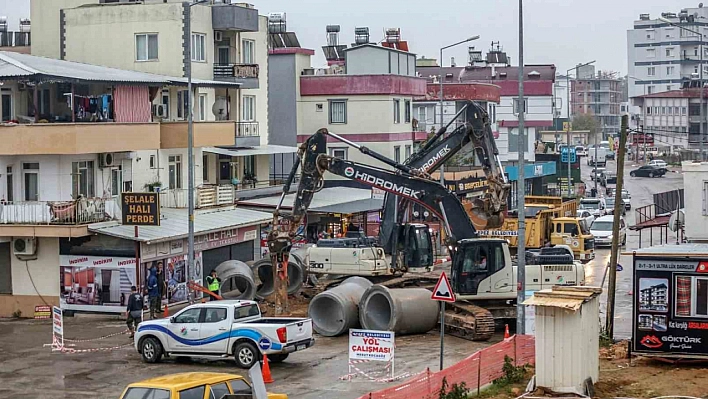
590;215;627;247
579;197;606;218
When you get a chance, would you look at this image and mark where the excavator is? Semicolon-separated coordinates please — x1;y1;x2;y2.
267;101;584;340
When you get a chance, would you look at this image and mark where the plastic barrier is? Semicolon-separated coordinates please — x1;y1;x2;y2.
355;335;535;399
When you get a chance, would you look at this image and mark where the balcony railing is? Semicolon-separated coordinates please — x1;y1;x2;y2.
0;197;118;225
213;64;259;88
236;122;259;137
160;179;293;209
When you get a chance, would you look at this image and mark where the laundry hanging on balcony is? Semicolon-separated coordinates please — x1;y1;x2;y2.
114;85;151;123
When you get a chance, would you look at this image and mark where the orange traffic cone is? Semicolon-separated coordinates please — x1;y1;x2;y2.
163;302;169;318
504;324;510;339
261;354;274;384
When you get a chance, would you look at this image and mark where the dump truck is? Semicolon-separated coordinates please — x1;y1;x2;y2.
475;196;595;263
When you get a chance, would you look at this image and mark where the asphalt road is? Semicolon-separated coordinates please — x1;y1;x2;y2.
578;157;684;339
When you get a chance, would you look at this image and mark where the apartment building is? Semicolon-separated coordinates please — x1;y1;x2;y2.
30;0;287;193
627;6;708;100
296;41;426;175
570;66;622;138
632;89;694;149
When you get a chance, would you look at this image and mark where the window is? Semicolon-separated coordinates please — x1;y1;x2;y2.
489;103;496;123
404;100;411;123
179;386;206;399
646;30;655;40
666;47;675;57
393;99;401;123
135;33;158;61
394;146;401;163
647;67;656;76
204;308;227;323
149;155;156;169
646;48;656;58
168;155;182;189
662;107;666;114
23;162;39;201
241;39;255;63
203;154;209;181
242;95;255;121
405;145;412;160
683;106;687;115
5;166;12;202
208;383;230;399
513;98;528;114
653;106;659;114
675;106;680;115
330;148;348;160
198;94;206;121
234;304;260;320
228;379;253;395
111;168;123;196
667;85;673;91
665;27;675;39
177;90;189;120
191;33;206;62
666;66;675;75
329;100;347;124
668;106;673;115
648;86;655;94
418;106;427;124
509;127;529;152
174;308;201;323
243;155;256;179
122;388;170;399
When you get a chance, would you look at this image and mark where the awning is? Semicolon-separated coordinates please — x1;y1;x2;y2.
238;187;376;213
204;145;298;157
311;198;383;214
168;77;241;88
89;207;271;243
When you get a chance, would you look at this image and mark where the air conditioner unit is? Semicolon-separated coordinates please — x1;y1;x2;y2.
99;153;116;168
13;238;36;256
215;31;224;42
154;104;167;118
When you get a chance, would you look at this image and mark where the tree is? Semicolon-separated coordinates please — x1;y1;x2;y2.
571;113;601;144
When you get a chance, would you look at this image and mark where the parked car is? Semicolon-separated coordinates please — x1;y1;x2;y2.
576;210;595;230
600;171;617;187
621;190;631;210
579;198;606;218
135;300;315;368
630;165;668;178
590;167;606;182
590;215;627;247
648;159;668;168
604;197;626;216
575;146;587;157
118;372;288;399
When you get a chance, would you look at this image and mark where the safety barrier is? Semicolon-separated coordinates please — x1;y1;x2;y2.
356;335;535;399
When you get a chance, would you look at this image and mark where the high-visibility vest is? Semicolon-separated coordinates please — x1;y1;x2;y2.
208;277;220;292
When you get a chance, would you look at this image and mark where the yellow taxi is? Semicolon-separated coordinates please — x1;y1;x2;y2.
118;372;287;399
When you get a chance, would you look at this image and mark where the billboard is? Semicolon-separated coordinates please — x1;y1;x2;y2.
633;257;708;357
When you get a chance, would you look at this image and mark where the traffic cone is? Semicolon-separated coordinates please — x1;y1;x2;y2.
261;354;274;384
504;324;510;339
163;302;169;318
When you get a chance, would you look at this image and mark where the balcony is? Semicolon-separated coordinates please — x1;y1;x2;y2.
160;121;238;149
211;3;259;32
213;63;259;89
682;54;701;61
160;179;290;208
235;122;260;147
0;197;119;225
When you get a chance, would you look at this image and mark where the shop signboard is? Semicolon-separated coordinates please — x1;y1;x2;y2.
632;257;708;357
141;226;259;262
121;192;160;226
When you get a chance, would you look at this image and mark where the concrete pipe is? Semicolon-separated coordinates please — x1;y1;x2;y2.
308;277;373;337
251;257;304;299
214;260;257;300
359;285;439;335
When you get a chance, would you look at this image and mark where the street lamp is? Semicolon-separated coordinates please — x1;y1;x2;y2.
659;16;704;160
566;60;595;197
185;0;209;289
438;35;480;186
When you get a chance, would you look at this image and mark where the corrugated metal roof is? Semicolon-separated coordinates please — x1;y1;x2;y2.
523;286;602;311
0;51;169;84
204;145;298;157
627;244;708;257
88;207;271;243
237;187;374;210
311;198;382;214
168;76;241;88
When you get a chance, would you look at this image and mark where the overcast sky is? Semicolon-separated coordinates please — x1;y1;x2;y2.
1;0;683;74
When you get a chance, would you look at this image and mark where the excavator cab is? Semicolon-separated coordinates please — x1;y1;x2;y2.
451;239;512;296
396;224;433;271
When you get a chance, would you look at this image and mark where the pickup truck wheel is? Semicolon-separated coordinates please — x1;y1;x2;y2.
268;353;289;363
234;342;259;369
140;337;163;363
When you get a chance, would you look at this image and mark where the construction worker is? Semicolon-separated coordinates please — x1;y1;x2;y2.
205;270;222;301
125;285;143;338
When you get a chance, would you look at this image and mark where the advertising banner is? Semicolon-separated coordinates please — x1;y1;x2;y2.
633;257;708;357
59;255;137;313
52;306;64;349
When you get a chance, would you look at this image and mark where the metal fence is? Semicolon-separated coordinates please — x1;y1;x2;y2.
0;197;117;225
356;335;535;399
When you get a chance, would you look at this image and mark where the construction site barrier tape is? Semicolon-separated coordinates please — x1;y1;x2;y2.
55;343;134;354
63;329;129;343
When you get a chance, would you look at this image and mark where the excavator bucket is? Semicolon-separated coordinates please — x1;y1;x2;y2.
464;200;505;230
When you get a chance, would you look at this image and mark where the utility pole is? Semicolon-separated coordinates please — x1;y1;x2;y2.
565;74;572;197
516;0;526;335
606;114;628;338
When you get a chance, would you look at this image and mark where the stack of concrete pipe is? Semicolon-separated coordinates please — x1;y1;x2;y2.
214;260;257;300
251;256;304;300
308;277;373;336
308;280;439;337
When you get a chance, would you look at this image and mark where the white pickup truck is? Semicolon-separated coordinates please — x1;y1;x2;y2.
135;300;314;368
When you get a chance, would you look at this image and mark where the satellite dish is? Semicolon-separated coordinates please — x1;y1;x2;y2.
212;97;228;120
669;209;685;232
